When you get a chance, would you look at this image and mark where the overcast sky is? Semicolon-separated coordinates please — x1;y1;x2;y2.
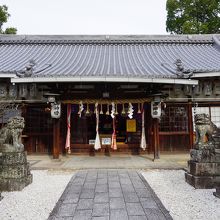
0;0;168;35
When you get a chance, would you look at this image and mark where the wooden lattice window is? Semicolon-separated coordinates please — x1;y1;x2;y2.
159;106;188;132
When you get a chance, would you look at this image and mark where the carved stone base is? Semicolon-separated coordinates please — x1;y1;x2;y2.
0;151;32;192
213;188;220;198
190;149;216;162
185;172;220;189
185;160;220;189
187;160;220;176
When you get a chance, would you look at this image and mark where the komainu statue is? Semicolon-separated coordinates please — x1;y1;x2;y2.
195;113;217;149
185;113;220;189
0;116;33;191
0;116;25;152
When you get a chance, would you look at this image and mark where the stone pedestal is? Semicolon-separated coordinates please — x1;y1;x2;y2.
0;151;32;191
185;144;220;189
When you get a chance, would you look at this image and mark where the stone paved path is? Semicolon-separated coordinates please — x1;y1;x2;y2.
48;170;172;220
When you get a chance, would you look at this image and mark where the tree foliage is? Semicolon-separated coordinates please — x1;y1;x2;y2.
0;5;17;34
166;0;220;34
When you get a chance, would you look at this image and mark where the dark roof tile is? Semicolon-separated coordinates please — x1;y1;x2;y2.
0;35;220;79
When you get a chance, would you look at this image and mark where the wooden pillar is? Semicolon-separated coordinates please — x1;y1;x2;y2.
153;118;160;160
188;102;194;149
53;119;60;159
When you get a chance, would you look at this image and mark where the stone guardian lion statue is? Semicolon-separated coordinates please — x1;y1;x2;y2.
195;113;216;148
0;116;25;152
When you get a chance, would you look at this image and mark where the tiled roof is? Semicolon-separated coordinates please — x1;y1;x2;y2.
0;35;220;79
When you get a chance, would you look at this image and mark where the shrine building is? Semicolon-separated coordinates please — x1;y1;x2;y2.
1;34;220;159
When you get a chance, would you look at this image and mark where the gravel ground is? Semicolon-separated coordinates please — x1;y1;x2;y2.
1;170;220;220
0;170;73;220
142;170;220;220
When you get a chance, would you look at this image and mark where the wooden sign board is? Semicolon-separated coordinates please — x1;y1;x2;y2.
126;119;136;132
89;140;95;145
101;138;111;145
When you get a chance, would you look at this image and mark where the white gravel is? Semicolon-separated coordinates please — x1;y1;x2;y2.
142;170;220;220
0;170;74;220
1;169;220;220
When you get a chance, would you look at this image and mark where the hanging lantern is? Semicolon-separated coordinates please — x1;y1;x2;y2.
51;103;61;119
100;104;103;114
137;103;141;114
106;104;110;115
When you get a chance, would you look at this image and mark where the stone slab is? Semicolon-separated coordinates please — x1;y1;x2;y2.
48;170;172;220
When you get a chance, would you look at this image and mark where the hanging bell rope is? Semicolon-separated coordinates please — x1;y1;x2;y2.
94;102;101;150
140;103;147;150
111;117;117;150
65;104;72;154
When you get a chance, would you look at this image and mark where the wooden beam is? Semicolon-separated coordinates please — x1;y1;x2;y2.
53;119;60;159
153;118;160;160
188;102;194;149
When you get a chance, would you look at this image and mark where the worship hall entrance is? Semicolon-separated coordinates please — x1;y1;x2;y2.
66;101;150;155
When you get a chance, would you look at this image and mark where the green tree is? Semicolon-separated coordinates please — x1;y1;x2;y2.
0;5;17;34
166;0;220;34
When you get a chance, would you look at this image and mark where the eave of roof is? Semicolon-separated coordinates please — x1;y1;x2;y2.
0;73;16;78
11;76;198;85
192;72;220;78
